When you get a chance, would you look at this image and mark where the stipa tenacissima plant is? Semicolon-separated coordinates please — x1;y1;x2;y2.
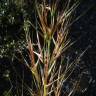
21;0;89;96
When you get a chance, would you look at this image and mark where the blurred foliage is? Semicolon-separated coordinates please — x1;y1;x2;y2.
0;0;35;58
3;91;12;96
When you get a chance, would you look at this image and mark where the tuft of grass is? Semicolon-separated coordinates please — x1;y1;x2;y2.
19;0;89;96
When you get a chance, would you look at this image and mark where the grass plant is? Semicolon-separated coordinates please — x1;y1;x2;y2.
14;0;89;96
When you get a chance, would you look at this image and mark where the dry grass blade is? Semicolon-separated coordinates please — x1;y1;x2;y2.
28;38;35;68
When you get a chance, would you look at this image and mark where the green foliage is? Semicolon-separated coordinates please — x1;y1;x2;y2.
3;90;12;96
0;0;25;58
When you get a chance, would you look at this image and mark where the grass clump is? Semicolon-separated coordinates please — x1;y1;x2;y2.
14;0;89;96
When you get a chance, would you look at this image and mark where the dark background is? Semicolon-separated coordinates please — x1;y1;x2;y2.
72;0;96;95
